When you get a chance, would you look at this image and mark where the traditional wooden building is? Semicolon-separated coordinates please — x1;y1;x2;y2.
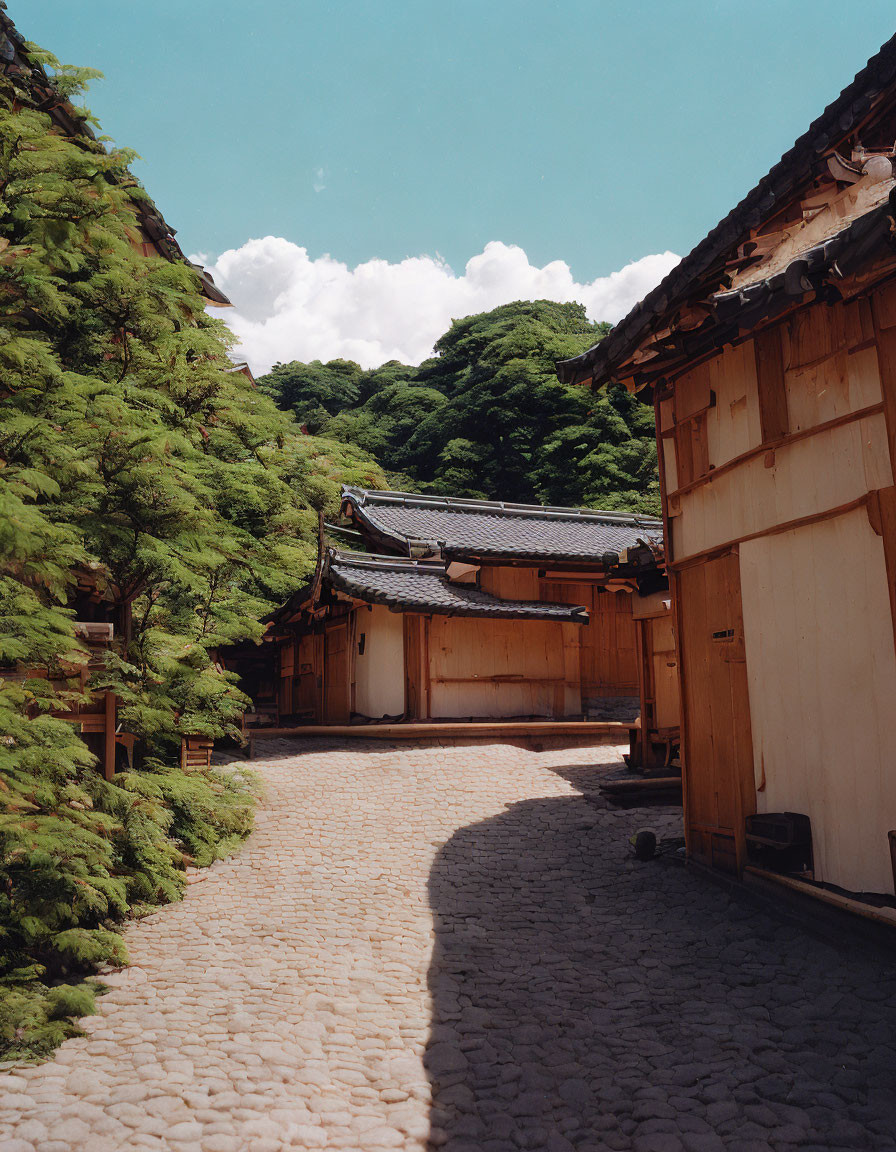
232;489;679;756
559;35;896;900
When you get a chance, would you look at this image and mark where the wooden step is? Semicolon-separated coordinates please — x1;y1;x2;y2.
246;719;633;753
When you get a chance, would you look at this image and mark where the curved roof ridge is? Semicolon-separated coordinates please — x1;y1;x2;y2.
341;485;662;527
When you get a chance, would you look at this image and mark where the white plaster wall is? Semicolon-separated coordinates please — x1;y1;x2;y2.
353;605;406;719
740;509;896;894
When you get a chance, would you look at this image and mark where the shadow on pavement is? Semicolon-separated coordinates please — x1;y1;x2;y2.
424;777;896;1152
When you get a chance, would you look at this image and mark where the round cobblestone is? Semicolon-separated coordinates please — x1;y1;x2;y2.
2;737;896;1150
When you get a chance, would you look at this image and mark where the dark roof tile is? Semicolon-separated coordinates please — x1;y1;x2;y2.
342;488;663;563
327;551;588;622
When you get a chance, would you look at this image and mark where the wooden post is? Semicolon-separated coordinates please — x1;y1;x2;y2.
634;617;650;768
870;295;896;660
754;323;789;443
103;691;116;781
421;617;432;720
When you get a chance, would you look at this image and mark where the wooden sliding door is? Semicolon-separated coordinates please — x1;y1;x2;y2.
677;550;755;873
324;622;351;722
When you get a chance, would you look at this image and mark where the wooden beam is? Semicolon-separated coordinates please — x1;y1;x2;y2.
430;675;575;685
872;294;896;490
103;691;116;781
246;719;634;756
744;866;896;931
633;618;650;768
654;391;693;855
867;485;896;663
422;616;431;720
667;401;884;502
754;323;789;443
669;493;873;572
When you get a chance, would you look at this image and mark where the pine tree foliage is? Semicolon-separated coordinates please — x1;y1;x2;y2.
261;302;660;513
0;41;383;1059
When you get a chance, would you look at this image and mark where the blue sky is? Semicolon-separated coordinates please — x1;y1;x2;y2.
15;1;896;369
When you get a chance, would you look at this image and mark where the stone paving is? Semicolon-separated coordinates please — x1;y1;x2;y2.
3;738;896;1152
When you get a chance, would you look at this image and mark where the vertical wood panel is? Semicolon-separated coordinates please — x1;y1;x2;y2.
426;616;567;718
295;633;321;717
479;566;540;599
677;552;755;873
706;340;760;467
324;622;350;722
871;290;896;490
403;615;423;719
755;325;789;442
649;616;680;730
540;583;638;696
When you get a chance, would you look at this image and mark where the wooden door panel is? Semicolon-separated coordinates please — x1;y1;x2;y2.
403;615;425;720
589;590;638;694
324;623;350;722
678;551;755;872
649;616;680;730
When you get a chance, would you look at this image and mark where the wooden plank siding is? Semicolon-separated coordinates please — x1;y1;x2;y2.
539;581;638;697
263;560;668;729
426;615;573;719
324;621;351;722
663;289;896;893
676;552;755;873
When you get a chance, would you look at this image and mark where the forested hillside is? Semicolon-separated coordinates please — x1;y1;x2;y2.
0;38;382;1057
259;301;661;514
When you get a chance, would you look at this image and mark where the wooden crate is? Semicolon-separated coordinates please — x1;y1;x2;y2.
181;736;213;771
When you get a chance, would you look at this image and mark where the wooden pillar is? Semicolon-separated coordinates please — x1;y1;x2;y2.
421;617;432;720
560;622;582;717
634;617;651;768
103;691;116;781
754;323;789;443
871;293;896;658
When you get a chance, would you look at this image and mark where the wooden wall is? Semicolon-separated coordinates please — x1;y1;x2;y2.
661;285;896;892
479;566;540;599
481;565;639;697
425;615;581;719
645;615;679;731
268;560;658;727
279;632;323;720
740;509;896;894
541;581;639;697
631;590;680;764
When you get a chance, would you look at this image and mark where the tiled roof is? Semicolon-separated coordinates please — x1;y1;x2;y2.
558;30;896;387
712;195;892;328
341;488;663;564
327;551;588;622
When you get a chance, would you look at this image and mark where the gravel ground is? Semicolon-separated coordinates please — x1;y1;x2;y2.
2;737;896;1152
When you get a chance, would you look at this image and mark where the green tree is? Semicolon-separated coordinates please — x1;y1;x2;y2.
0;36;383;1057
260;302;660;512
258;358;363;433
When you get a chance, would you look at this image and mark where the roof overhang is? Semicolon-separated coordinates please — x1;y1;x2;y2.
557;31;896;394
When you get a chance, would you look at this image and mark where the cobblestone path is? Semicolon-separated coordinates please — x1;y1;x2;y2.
3;738;896;1152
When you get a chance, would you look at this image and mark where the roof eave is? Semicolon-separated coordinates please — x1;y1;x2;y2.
557;30;896;388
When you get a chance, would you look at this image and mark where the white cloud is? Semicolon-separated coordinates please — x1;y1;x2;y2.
196;238;680;375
